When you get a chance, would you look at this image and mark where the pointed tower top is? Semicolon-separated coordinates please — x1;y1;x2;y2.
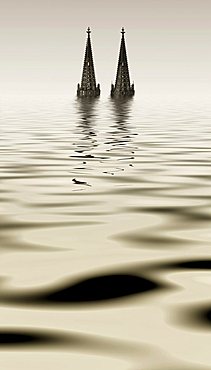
110;28;135;98
77;28;100;97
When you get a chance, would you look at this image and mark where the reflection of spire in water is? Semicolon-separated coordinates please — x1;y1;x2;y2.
74;98;98;152
103;98;136;175
108;98;134;146
111;97;133;126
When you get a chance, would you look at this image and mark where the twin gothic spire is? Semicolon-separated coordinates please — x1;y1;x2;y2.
77;27;100;97
77;28;135;98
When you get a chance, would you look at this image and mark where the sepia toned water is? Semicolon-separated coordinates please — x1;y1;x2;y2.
0;96;211;370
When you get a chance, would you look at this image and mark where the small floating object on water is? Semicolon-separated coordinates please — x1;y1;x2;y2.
85;154;95;158
118;156;134;161
72;178;91;186
103;171;114;175
70;154;95;159
70;154;108;160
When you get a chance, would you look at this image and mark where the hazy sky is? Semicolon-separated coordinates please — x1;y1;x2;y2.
0;0;210;98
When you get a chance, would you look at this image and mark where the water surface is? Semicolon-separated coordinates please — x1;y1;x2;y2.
0;96;211;369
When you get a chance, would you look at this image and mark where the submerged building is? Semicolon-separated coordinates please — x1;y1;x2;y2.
111;28;134;98
77;28;100;98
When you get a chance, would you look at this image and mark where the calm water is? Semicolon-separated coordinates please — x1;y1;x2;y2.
0;96;211;370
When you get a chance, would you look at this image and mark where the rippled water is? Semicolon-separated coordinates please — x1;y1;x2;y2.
0;96;211;369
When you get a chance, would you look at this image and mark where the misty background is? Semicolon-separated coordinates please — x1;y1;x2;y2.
0;0;210;99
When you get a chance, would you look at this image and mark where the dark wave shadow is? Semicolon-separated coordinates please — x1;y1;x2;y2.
161;259;211;270
112;202;211;250
0;329;68;348
124;205;211;225
170;303;211;331
133;258;211;274
2;256;209;307
0;215;102;252
41;274;159;304
112;232;191;249
190;306;211;328
1;328;208;369
0;327;159;368
0;272;163;308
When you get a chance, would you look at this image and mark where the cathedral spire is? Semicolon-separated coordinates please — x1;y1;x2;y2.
77;28;100;97
111;28;135;98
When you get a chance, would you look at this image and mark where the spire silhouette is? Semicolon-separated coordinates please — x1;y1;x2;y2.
77;28;100;97
111;28;135;98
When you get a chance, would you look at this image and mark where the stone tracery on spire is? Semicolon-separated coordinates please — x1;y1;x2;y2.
111;28;135;98
77;28;100;98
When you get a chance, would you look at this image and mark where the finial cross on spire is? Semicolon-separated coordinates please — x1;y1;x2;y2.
87;27;91;35
121;27;125;35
